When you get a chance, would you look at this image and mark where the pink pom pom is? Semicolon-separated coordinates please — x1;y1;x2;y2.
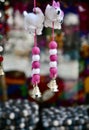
50;55;58;61
50;67;58;78
32;47;40;54
32;61;40;69
49;41;57;49
32;74;40;84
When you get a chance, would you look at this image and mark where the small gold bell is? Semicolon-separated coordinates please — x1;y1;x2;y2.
47;79;58;92
32;85;41;98
0;66;4;76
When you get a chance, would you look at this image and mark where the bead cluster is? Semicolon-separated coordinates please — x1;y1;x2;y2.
32;46;40;85
47;41;58;92
31;46;41;98
0;99;39;130
24;0;64;97
42;105;89;129
49;41;58;79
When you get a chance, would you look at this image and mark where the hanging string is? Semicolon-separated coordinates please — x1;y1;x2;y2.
52;0;54;41
34;0;37;47
34;0;36;9
52;22;54;41
47;0;58;92
34;30;37;46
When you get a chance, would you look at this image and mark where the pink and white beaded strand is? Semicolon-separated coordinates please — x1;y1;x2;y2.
47;1;58;92
31;0;41;98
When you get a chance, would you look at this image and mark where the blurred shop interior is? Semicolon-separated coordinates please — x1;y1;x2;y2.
0;0;89;130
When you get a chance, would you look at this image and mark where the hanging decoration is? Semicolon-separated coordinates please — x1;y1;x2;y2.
24;0;64;97
44;0;64;29
31;45;41;98
23;2;44;35
24;0;44;98
45;0;64;92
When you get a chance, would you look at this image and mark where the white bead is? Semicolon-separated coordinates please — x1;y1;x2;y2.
32;55;40;62
49;61;57;68
23;109;28;117
9;113;15;119
10;126;15;130
49;49;57;55
32;68;40;76
23;11;27;16
19;123;25;128
0;46;3;52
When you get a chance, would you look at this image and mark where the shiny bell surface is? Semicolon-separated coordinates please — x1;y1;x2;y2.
32;85;41;98
47;79;58;92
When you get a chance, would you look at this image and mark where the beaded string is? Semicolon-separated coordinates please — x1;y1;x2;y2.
31;0;41;97
47;0;58;92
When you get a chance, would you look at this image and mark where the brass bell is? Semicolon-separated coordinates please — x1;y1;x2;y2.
47;79;58;92
0;66;4;76
32;85;41;98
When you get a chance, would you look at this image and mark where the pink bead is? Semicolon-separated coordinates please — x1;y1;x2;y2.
32;47;40;54
32;61;40;68
49;41;57;49
50;67;57;78
32;74;40;84
50;55;58;61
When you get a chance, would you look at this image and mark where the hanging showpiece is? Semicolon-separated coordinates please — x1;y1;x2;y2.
24;0;44;98
45;0;64;92
31;46;41;98
44;0;64;29
24;0;64;97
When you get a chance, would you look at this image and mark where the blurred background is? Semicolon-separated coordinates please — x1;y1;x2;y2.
0;0;89;130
